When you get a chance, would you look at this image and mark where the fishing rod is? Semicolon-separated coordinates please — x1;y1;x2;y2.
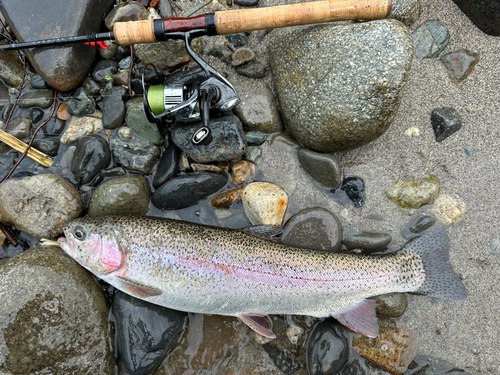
0;0;391;144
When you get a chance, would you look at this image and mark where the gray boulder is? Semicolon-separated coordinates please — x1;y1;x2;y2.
0;245;115;374
269;19;413;152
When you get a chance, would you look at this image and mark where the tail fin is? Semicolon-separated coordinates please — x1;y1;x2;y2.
405;228;467;300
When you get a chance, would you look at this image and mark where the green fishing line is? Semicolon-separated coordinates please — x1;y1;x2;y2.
147;85;165;116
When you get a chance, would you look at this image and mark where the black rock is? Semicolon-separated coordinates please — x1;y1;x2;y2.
0;154;15;180
235;60;268;78
152;172;228;210
130;79;144;95
226;33;247;47
66;87;95;116
235;0;259;6
0;0;114;91
101;166;127;179
412;20;450;59
340;358;366;375
343;231;392;254
33;137;60;157
71;134;111;185
172;114;246;163
134;63;164;84
82;77;100;96
43;118;66;137
451;0;500;36
406;355;471;375
281;207;342;252
115;45;131;61
30;74;47;89
164;66;206;86
306;319;349;375
401;213;437;240
334;177;366;208
29;108;44;125
298;148;343;190
112;292;186;375
153;144;181;189
102;87;126;129
110;134;161;175
262;342;300;375
92;59;119;83
18;90;54;109
431;107;463;142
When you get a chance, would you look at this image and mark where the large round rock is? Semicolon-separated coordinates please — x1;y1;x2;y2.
0;245;114;374
0;174;83;239
269;19;413;152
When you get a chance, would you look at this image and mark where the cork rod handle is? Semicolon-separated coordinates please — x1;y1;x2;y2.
215;0;391;34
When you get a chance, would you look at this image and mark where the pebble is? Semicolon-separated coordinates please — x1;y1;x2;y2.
171;114;246;163
30;74;48;89
190;163;224;173
281;207;342;251
110;133;161;175
66;87;95;116
3;116;31;140
246;131;267;145
406;354;470;375
153;144;181;189
0;84;9;112
0;154;15;180
242;182;288;225
152;172;228;210
82;76;100;96
431;107;463;142
102;86;126;129
235;60;268;78
343;231;392;254
0;174;83;239
340;358;367;375
233;81;283;133
297;148;343;190
135;38;201;70
262;341;300;375
210;188;244;208
231;160;251;185
226;33;247;47
334;177;366;208
385;174;440;209
42;117;65;137
270;20;413;152
0;50;25;87
440;49;480;83
0;246;114;374
29;108;44;124
101;166;127;179
56;102;71;121
88;175;151;216
125;97;163;145
112;70;130;86
231;47;256;66
401;213;437;240
245;145;263;164
104;0;148;29
375;293;408;318
33;137;60;157
71;134;111;185
306;319;349;375
18;89;54;109
352;326;418;375
412;20;450;59
60;112;103;144
431;194;467;225
92;59;119;83
112;291;186;375
286;324;304;345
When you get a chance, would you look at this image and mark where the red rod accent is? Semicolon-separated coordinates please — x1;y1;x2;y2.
164;15;206;32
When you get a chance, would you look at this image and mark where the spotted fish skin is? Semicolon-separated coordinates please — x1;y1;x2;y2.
57;216;466;336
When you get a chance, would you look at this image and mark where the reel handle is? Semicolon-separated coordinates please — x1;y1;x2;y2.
113;0;391;45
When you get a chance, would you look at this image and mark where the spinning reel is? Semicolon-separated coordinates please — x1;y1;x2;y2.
142;30;240;145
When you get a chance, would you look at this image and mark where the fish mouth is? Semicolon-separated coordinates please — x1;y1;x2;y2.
57;236;78;259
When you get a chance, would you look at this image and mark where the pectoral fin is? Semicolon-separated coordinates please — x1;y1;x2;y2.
332;299;379;338
239;314;276;339
114;276;163;298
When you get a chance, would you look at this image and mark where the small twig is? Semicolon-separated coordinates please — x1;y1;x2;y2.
419;13;433;25
0;90;58;183
187;0;214;17
0;130;53;167
0;222;18;246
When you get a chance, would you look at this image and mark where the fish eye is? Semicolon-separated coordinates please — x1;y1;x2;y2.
73;226;87;240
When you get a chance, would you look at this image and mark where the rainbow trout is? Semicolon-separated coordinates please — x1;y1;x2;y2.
57;216;466;338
